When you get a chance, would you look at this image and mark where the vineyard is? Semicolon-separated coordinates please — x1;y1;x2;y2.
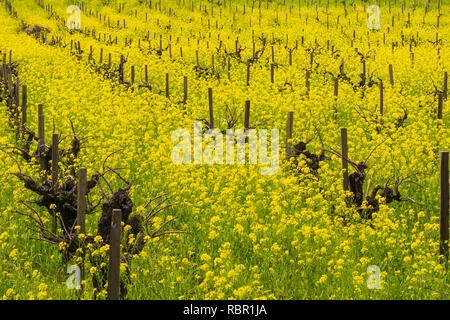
0;0;448;300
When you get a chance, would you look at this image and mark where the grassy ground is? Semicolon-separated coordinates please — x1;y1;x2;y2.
0;0;449;299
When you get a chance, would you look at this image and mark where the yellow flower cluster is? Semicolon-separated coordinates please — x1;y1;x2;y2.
0;0;448;300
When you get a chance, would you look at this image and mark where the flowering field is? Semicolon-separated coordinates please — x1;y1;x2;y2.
0;0;449;300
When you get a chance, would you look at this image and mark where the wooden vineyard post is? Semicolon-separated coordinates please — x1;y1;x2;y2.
440;151;449;264
271;46;274;63
333;77;339;120
244;100;250;129
107;209;122;300
51;133;59;188
286;111;294;160
51;133;59;233
444;72;448;100
14;78;20;139
21;85;27;138
131;66;135;84
270;63;274;83
208;88;214;129
340;127;350;193
246;60;250;86
362;60;366;81
145;65;148;84
306;70;310;94
334;77;338;98
37;104;46;174
6;63;12;97
183;76;188;104
14;77;19;114
380;80;384;115
389;64;394;86
165;73;169;98
438;94;443;120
